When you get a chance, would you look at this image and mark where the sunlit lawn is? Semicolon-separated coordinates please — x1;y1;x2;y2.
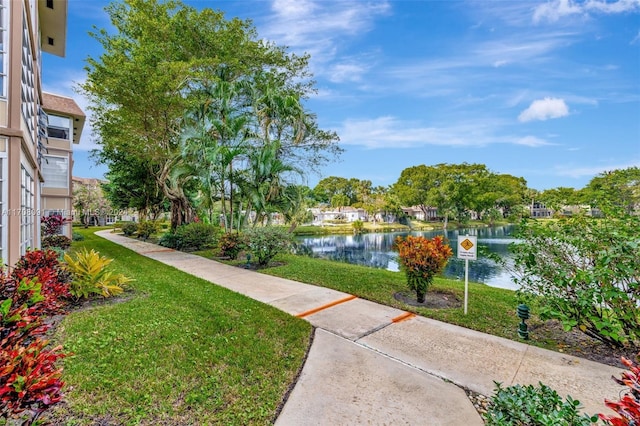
51;228;311;425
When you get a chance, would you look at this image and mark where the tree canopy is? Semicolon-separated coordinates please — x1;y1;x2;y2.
82;0;339;229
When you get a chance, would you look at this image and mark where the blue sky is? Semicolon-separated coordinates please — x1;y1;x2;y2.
43;0;640;191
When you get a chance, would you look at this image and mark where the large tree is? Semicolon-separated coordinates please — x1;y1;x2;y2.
82;0;337;230
581;167;640;214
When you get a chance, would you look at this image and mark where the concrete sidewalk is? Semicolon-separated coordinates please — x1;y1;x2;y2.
96;230;623;424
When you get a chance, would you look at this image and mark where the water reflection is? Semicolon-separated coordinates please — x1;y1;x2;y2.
295;225;519;290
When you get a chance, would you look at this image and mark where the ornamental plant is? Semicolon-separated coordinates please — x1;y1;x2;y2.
484;381;597;425
10;250;71;315
63;249;132;300
217;232;245;260
244;227;294;267
393;235;452;303
1;261;69;424
599;354;640;425
41;215;67;237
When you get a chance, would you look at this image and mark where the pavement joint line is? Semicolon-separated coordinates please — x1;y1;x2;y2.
352;321;395;341
508;342;530;386
295;295;357;318
324;328;468;390
391;312;416;323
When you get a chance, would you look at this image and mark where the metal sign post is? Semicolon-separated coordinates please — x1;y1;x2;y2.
457;235;477;315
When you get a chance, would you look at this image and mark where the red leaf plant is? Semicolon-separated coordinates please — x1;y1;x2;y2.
10;250;71;315
0;339;66;424
394;235;453;303
599;354;640;426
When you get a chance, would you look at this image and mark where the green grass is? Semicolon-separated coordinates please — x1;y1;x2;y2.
51;228;312;425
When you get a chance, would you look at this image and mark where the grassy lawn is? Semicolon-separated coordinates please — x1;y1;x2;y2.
51;228;312;425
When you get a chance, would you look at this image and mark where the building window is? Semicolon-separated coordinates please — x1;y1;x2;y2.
20;166;35;254
42;155;69;188
46;0;54;9
0;0;6;98
21;15;36;142
47;114;71;140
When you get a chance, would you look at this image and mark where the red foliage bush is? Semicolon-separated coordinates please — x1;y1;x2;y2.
600;355;640;425
394;235;453;302
0;250;70;423
10;250;71;315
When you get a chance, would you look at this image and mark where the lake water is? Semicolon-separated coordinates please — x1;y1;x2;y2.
295;225;519;290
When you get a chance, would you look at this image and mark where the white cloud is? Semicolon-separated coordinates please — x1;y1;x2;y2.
336;116;539;149
518;97;569;122
328;63;368;83
632;30;640;44
514;136;553;147
533;0;640;23
263;0;390;77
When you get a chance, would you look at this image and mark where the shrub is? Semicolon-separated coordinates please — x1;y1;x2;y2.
136;220;159;241
599;354;640;425
1;267;68;423
352;220;364;234
158;231;181;249
42;235;72;250
510;211;640;347
41;215;67;237
218;232;245;259
72;232;85;241
121;222;138;237
63;248;132;300
0;339;67;424
245;227;293;267
484;382;597;425
10;250;71;314
393;235;453;303
174;222;221;252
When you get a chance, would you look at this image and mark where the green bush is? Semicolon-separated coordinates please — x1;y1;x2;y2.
245;227;293;267
121;222;138;237
72;231;85;241
484;382;597;425
218;232;245;259
511;211;640;347
136;220;160;240
352;220;364;234
172;222;221;252
42;235;72;250
158;231;181;249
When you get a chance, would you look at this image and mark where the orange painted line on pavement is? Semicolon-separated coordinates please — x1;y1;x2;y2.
296;295;357;318
139;249;176;254
392;312;416;323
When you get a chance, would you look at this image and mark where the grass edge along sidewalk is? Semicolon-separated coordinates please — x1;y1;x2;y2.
50;228;312;425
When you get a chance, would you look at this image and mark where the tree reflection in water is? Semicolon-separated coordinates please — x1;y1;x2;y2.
295;225;519;290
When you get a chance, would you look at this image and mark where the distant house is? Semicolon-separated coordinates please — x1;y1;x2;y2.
402;205;438;221
529;202;553;218
310;206;367;224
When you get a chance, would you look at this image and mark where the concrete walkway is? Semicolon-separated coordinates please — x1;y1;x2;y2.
96;230;623;424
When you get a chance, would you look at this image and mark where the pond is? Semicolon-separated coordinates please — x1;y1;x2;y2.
295;225;519;290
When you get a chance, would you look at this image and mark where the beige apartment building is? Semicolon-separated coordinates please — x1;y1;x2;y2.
0;0;84;266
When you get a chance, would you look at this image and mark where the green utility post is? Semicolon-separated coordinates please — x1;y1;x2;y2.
517;304;530;340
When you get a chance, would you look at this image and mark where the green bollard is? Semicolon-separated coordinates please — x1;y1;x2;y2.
517;304;530;340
